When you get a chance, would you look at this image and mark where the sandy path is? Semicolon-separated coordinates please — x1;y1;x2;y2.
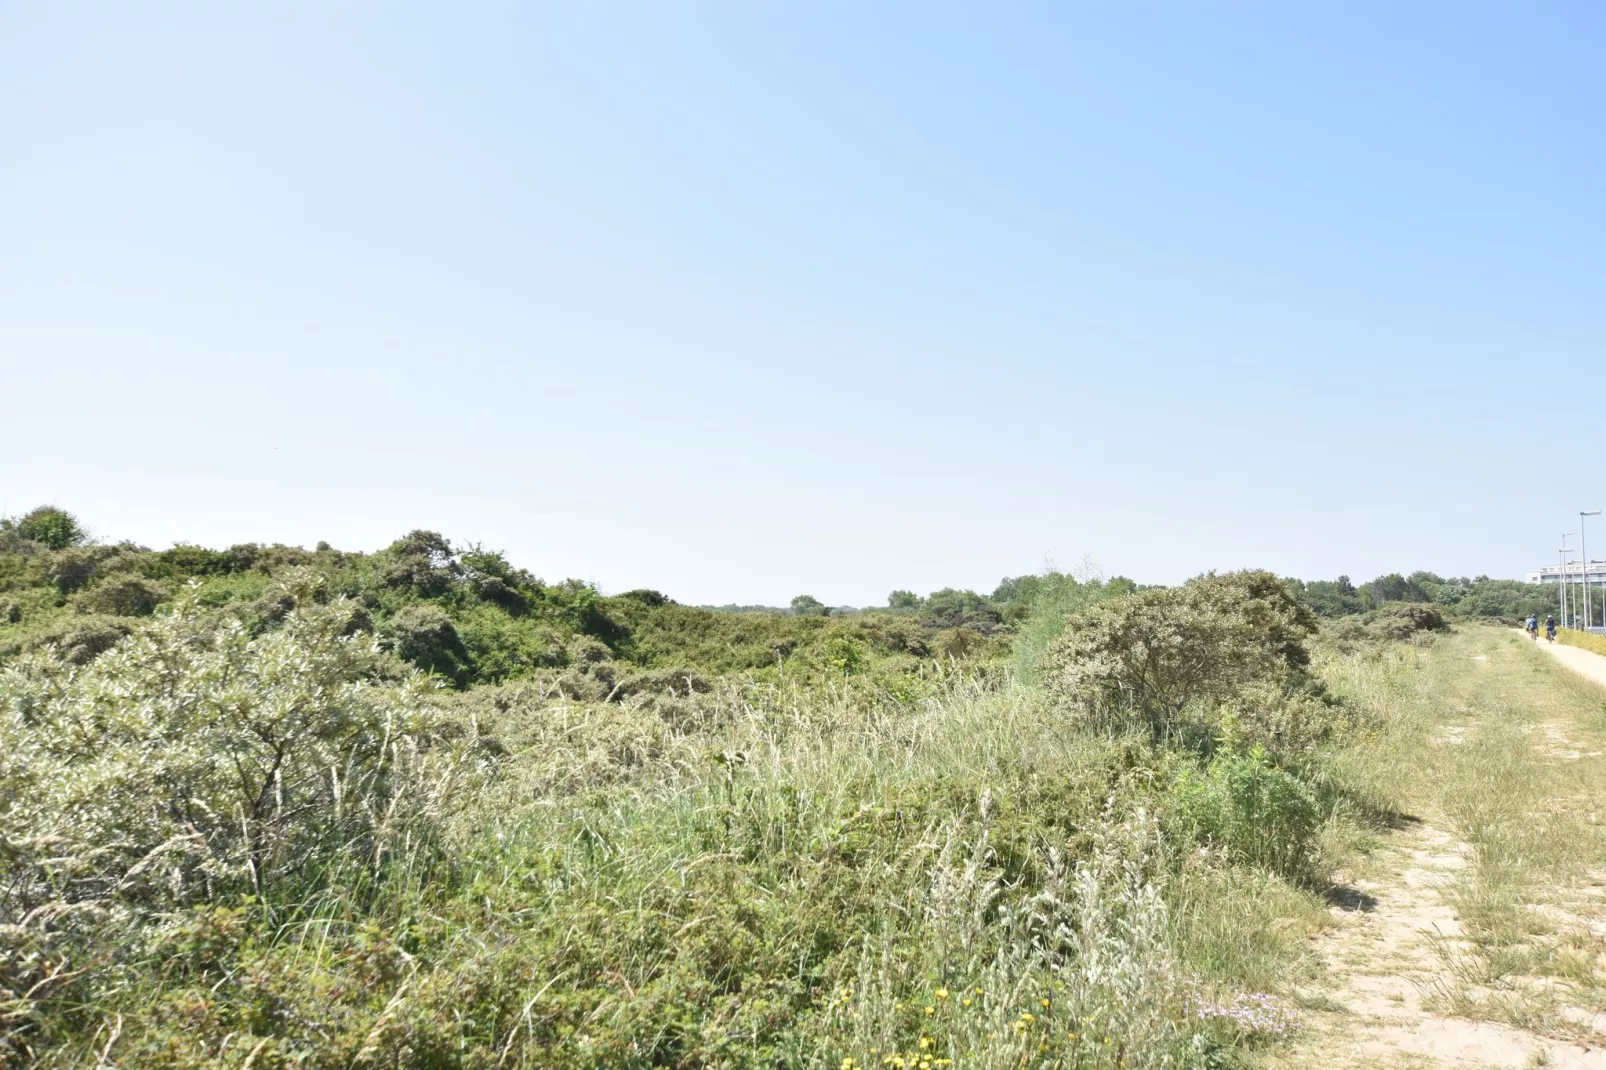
1280;821;1606;1068
1275;635;1606;1068
1527;631;1606;688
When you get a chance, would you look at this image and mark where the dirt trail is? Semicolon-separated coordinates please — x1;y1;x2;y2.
1281;821;1606;1068
1274;636;1606;1068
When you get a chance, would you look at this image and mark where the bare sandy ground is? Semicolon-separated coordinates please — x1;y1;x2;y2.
1278;821;1606;1068
1273;636;1606;1068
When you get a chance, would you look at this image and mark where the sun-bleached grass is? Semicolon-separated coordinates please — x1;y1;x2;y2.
1311;626;1606;1031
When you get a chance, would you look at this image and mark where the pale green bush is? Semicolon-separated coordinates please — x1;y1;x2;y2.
1043;570;1316;739
0;582;462;915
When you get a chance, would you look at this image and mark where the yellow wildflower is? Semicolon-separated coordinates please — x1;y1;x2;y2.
935;987;949;1000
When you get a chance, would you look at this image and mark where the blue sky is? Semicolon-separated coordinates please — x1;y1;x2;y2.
3;3;1602;605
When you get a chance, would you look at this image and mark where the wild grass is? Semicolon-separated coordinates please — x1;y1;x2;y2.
1318;627;1606;1029
1558;627;1606;658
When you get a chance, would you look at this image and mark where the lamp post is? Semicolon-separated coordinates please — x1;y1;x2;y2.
1560;535;1573;627
1585;512;1602;632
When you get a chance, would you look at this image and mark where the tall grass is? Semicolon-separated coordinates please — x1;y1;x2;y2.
4;590;1404;1068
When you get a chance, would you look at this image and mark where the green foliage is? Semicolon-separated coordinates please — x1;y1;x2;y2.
9;506;86;550
1357;571;1431;608
0;511;1396;1066
1008;570;1136;683
383;603;471;685
789;593;827;616
2;613;134;664
72;575;164;616
1362;602;1447;639
1318;602;1450;652
1174;747;1321;881
1291;570;1563;624
1044;570;1316;738
0;584;450;916
1289;574;1366;617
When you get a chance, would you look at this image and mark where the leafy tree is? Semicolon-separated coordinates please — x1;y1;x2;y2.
381;530;460;596
887;589;922;611
921;588;997;627
1358;572;1430;608
1294;575;1367;617
790;594;827;616
12;506;85;550
74;576;164;617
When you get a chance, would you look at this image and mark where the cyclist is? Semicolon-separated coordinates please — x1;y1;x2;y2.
1526;614;1539;639
1546;615;1558;642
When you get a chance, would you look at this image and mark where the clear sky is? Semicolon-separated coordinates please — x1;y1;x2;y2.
3;3;1602;605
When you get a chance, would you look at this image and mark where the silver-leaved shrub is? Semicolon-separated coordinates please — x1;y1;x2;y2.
0;576;460;918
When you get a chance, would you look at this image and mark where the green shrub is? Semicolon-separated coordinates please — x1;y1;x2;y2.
0;590;456;914
73;575;165;616
384;603;470;684
453;603;565;682
43;545;122;594
12;614;134;664
1174;748;1321;881
1044;570;1316;738
1010;571;1135;683
12;506;85;550
790;593;827;616
1363;602;1447;639
379;530;461;596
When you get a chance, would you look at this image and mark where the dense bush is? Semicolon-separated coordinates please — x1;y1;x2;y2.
10;506;86;550
72;574;164;616
0;586;455;916
1173;747;1321;881
1043;570;1316;738
6;613;134;664
384;603;471;684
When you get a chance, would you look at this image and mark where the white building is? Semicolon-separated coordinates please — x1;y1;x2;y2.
1526;561;1606;585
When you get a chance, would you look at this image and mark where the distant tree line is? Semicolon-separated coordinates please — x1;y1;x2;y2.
1286;571;1560;622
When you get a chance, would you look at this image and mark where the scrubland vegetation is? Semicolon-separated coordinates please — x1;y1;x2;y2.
0;507;1501;1067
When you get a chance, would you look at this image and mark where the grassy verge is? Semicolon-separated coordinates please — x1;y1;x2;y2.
1315;626;1606;1032
1559;627;1606;658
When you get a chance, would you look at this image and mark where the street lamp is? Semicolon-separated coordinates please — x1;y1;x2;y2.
1585;511;1602;632
1560;535;1573;627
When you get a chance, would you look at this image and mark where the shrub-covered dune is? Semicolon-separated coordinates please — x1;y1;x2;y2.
0;509;1437;1068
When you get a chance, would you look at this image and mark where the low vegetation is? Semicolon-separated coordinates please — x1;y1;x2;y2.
1558;627;1606;657
0;507;1493;1067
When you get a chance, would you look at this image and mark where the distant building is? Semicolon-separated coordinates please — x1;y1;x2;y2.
1527;561;1606;585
